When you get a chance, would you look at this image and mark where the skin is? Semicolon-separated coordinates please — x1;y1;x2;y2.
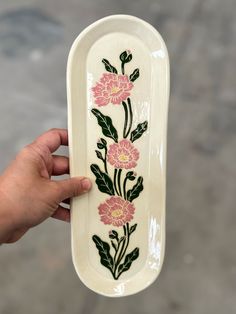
0;128;92;244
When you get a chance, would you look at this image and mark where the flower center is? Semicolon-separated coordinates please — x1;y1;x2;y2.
118;153;129;162
111;86;120;95
111;208;123;218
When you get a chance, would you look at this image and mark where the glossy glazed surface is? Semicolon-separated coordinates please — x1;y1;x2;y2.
67;14;169;297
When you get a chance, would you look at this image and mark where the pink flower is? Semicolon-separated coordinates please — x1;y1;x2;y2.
98;196;135;227
92;73;133;106
107;139;139;169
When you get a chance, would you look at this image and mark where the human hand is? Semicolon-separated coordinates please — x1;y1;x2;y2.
0;128;91;243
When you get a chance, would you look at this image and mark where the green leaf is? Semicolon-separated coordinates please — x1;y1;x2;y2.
95;150;103;160
90;164;115;195
102;59;117;74
127;177;144;202
126;171;136;181
97;138;107;149
129;68;139;82
97;142;104;149
92;235;114;271
118;247;139;274
101;138;107;146
126;54;132;62
91;109;118;142
130;223;137;234
120;51;132;63
130;121;148;142
109;230;118;240
120;51;127;61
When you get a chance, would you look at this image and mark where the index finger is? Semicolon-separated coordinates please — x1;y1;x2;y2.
34;128;68;153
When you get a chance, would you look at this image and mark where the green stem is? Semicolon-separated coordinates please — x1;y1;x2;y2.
114;225;126;278
122;101;128;138
117;169;122;197
104;147;108;173
113;239;121;272
114;169;120;196
116;225;131;279
116;223;130;268
126;98;133;138
121;62;125;75
123;177;128;200
118;223;130;265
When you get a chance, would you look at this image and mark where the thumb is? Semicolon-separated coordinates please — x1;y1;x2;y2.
54;177;92;202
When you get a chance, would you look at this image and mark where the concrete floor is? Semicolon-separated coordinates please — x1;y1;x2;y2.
0;0;236;313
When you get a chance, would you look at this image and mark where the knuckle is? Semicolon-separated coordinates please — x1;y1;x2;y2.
25;142;49;160
72;178;83;196
47;128;61;136
17;144;35;160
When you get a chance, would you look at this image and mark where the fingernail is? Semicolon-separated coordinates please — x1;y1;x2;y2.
81;178;92;191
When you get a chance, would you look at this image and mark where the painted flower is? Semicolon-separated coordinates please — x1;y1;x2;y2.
92;73;133;106
98;196;135;227
107;139;139;169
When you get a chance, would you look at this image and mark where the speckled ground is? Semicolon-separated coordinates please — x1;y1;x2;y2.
0;0;236;313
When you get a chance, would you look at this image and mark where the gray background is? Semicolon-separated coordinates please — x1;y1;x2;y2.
0;0;236;313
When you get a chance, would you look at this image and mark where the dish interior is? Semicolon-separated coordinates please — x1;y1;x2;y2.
68;15;169;296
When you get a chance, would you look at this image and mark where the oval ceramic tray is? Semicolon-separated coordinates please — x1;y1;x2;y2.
67;15;169;297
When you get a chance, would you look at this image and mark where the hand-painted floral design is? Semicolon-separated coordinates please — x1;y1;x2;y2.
99;196;135;227
90;50;148;280
92;73;133;106
107;139;139;169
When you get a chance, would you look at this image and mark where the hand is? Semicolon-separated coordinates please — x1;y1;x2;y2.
0;128;91;243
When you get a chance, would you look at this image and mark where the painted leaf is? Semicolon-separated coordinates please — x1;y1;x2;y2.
97;142;104;149
127;176;144;202
130;121;148;142
97;138;107;149
130;223;137;234
129;68;140;82
119;51;132;63
90;164;115;195
101;138;107;146
118;247;139;274
102;59;118;74
126;171;136;181
95;150;103;160
92;235;114;271
91;109;118;142
109;230;118;240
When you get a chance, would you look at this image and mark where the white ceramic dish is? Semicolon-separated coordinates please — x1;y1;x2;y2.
67;15;169;297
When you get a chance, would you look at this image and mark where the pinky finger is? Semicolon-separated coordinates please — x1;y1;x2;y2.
51;205;70;223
